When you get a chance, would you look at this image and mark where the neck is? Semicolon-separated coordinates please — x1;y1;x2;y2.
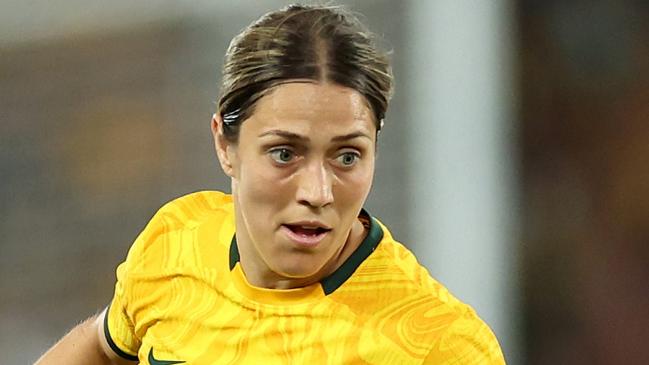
236;217;367;290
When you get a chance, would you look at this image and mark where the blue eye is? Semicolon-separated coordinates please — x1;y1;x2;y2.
336;152;359;167
269;148;295;164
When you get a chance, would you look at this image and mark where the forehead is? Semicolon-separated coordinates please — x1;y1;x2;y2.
247;82;375;134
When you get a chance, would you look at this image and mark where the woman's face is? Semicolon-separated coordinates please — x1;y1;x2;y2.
213;82;376;288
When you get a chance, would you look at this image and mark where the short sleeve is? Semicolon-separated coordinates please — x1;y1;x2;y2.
102;196;186;360
104;262;141;361
423;311;506;364
101;192;230;362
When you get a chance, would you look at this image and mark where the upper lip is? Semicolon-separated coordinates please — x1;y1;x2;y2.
283;220;332;230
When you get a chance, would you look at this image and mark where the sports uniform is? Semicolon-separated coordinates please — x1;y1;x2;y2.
105;191;504;364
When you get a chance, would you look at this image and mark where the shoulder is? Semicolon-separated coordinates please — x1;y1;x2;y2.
337;217;474;317
344;218;505;363
361;218;460;303
121;191;234;274
152;190;233;228
423;307;505;364
425;310;505;365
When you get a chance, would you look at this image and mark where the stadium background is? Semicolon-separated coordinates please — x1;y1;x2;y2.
1;1;648;364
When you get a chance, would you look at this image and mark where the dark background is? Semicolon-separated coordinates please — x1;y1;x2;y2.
1;1;648;363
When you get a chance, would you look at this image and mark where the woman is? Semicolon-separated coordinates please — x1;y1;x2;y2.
37;5;505;364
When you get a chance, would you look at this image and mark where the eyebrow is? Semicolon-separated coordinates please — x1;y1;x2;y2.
258;130;372;142
258;130;308;141
331;131;373;142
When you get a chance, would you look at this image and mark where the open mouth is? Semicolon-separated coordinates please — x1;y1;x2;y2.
281;224;332;247
282;224;331;236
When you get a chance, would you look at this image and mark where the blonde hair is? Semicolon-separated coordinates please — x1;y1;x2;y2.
217;4;393;142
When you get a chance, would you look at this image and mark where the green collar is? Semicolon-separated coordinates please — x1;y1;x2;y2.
229;209;384;295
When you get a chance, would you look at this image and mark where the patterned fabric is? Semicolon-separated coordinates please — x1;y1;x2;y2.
106;191;505;364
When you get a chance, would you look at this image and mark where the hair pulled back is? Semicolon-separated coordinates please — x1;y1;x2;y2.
217;4;393;142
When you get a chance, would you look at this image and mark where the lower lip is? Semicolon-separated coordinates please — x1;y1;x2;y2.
280;225;329;248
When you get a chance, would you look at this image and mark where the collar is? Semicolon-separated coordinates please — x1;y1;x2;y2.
229;208;383;296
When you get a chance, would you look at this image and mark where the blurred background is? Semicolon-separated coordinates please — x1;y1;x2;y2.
1;1;648;364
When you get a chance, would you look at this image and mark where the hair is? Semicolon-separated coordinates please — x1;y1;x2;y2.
217;4;394;142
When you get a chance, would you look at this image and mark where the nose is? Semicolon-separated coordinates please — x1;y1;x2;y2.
296;160;334;208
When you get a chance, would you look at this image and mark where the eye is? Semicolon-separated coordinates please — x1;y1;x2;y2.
268;148;296;164
335;151;360;167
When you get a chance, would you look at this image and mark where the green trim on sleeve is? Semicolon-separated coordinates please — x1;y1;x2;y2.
103;305;139;361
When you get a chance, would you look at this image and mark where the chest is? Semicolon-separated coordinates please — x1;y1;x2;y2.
131;292;428;364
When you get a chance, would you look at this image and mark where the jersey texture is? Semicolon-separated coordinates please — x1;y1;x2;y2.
105;191;505;364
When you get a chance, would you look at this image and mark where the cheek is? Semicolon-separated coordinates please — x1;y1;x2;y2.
237;158;291;217
336;162;375;204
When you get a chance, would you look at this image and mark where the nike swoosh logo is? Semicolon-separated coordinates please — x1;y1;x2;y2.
148;348;185;365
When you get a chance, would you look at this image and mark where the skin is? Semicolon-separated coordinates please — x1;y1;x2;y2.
35;310;130;365
212;81;377;289
37;81;378;364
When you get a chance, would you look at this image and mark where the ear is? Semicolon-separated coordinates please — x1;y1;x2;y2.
211;113;238;178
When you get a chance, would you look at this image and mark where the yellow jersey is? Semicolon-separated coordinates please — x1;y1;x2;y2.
105;191;505;364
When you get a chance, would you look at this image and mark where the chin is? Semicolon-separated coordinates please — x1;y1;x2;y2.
275;261;323;280
278;268;320;280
